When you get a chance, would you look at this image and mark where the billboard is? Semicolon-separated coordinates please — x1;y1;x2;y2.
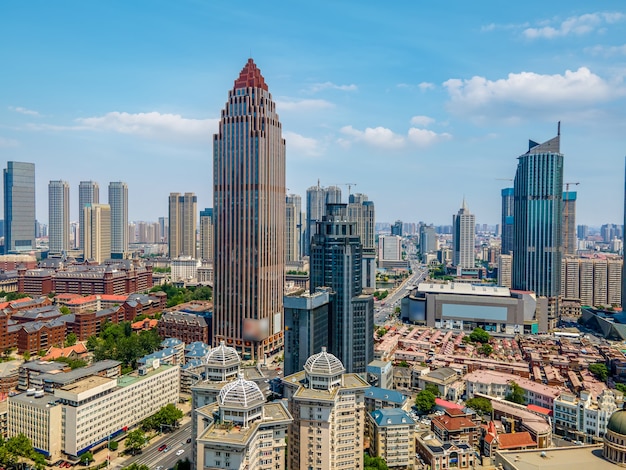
243;318;269;341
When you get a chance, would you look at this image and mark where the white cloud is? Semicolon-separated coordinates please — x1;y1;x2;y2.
407;128;452;147
283;131;323;157
443;67;624;120
9;106;40;116
523;12;625;39
418;82;435;90
307;82;357;93
76;112;218;138
585;44;626;56
340;125;405;149
0;137;19;147
276;99;334;112
410;115;436;127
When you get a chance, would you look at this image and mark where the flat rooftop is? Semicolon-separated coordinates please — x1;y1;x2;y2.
60;375;113;394
496;445;615;470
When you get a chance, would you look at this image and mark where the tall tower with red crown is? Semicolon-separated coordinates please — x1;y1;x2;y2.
213;59;286;360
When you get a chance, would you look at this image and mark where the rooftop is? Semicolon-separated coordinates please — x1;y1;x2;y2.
495;445;614;470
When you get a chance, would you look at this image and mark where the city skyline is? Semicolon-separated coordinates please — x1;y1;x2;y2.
1;2;626;226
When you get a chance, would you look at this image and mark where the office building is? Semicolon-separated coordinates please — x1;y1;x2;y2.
305;183;342;256
453;199;475;269
168;192;197;258
3;162;35;254
213;59;286;360
285;194;302;262
501;187;514;255
199;208;213;262
108;182;128;255
562;191;577;255
283;349;369;470
378;235;402;261
310;203;374;373
48;180;70;254
391;219;403;236
512;131;564;298
348;193;376;289
158;216;168;243
420;224;438;260
78;181;99;250
498;253;513;288
83;203;111;263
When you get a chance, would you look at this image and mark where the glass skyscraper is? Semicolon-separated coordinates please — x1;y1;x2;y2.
213;59;286;361
512;133;564;297
48;180;70;253
108;181;128;255
501;187;514;255
3;162;35;254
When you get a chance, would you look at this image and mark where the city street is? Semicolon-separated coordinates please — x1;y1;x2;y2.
374;261;428;326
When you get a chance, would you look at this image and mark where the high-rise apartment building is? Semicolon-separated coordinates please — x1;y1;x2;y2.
562;257;622;308
512;132;564;297
48;180;70;254
199;208;213;262
577;224;589;241
310;203;374;373
391;219;403;236
498;253;512;288
452;199;475;269
158;216;168;243
562;191;577;255
213;59;286;360
285;194;302;262
83;203;111;264
78;181;99;250
623;157;626;309
378;235;402;261
420;224;438;260
3;162;35;254
168;192;197;258
108;182;128;255
348;193;376;289
501;187;514;255
305;183;342;256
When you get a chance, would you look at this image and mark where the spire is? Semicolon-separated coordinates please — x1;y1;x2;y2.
461;196;468;211
233;58;268;91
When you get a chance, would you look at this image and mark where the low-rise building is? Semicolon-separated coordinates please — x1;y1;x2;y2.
364;386;410;412
367;360;394;389
158;311;209;345
416;431;476;470
368;408;415;469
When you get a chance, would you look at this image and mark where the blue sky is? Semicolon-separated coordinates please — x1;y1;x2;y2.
1;1;625;227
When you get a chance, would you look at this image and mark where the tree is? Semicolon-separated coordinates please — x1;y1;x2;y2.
466;397;493;416
144;403;184;432
425;384;441;397
109;440;119;451
175;458;192;470
125;429;147;455
415;390;436;413
469;327;490;344
589;363;609;382
364;453;389;470
376;328;387;337
64;332;77;347
479;343;494;356
80;451;93;465
59;306;71;315
394;306;401;314
22;351;30;361
397;360;409;368
505;381;525;405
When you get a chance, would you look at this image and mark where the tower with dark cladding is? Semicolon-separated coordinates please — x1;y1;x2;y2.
213;59;286;361
622;157;626;309
512;130;564;298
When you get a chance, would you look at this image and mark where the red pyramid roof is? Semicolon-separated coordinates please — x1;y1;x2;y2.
234;58;268;91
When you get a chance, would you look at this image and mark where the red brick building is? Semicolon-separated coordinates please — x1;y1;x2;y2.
16;319;67;354
157;312;209;345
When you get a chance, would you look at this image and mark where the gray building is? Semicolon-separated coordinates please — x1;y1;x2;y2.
501;187;514;255
78;181;99;250
452;199;475;269
48;180;70;254
3;162;35;254
108;181;129;255
285;194;302;262
348;193;376;289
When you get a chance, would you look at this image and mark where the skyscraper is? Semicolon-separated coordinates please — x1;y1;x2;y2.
623;157;626;309
3;162;35;254
199;208;213;262
168;192;197;258
452;199;475;269
213;59;286;360
48;180;70;254
391;219;403;236
305;183;342;256
501;187;514;255
512;132;564;297
562;191;577;255
108;182;128;255
78;181;99;250
348;193;376;289
83;203;111;263
285;194;301;262
310;203;374;373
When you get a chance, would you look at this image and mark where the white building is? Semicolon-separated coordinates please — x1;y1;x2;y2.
171;256;201;281
452;199;475;269
378;235;402;261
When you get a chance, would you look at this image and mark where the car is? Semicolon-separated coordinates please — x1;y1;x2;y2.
176;449;185;456
163;446;170;452
158;444;167;452
186;438;192;443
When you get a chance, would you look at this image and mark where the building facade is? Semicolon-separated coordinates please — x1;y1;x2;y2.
3;162;35;254
501;187;514;256
348;194;376;289
368;408;415;469
199;208;213;262
108;182;128;255
286;194;302;262
83;203;111;263
78;181;99;250
48;180;70;254
168;192;197;258
453;199;475;269
213;59;286;360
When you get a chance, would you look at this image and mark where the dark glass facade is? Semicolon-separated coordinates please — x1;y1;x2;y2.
3;162;35;254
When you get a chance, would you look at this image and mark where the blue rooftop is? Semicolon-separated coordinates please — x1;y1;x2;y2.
365;386;408;404
370;408;415;426
161;337;183;348
138;347;177;365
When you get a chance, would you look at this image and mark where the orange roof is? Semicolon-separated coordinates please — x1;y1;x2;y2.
527;404;553;416
41;343;88;360
55;293;82;301
101;295;128;302
497;432;536;449
65;295;99;305
131;319;158;329
11;297;33;304
432;414;476;432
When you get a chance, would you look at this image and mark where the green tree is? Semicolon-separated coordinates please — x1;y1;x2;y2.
64;332;77;347
364;453;389;470
5;292;29;302
425;384;441;397
125;429;147;455
397;360;409;368
376;328;387;337
174;458;192;470
53;356;87;369
394;306;401;314
109;440;119;451
59;306;71;315
589;363;609;382
80;451;93;465
505;381;525;405
469;327;490;344
466;397;493;416
479;343;494;356
22;351;30;361
144;404;184;432
415;390;436;413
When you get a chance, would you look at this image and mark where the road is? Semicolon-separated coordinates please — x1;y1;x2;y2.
113;423;192;470
374;260;428;326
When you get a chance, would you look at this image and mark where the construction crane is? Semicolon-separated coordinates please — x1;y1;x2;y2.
563;182;580;255
332;183;358;196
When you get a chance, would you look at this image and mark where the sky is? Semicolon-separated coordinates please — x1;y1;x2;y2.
1;1;625;227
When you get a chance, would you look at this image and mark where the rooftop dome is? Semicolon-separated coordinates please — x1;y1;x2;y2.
608;409;626;435
205;341;241;366
304;347;345;376
218;374;265;409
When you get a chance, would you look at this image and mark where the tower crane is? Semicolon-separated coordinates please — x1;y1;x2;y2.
332;183;358;196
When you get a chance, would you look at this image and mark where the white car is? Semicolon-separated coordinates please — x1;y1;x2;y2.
176;449;185;456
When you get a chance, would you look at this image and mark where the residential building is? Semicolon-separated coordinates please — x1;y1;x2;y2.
199;208;213;262
561;257;622;308
48;180;70;254
108;181;128;255
391;220;403;236
366;360;394;390
212;59;285;360
453;199;475;269
78;181;99;250
416;432;475;470
158;311;210;345
562;191;577;255
168;192;197;258
368;409;415;469
3;162;35;254
82;203;111;263
348;194;376;289
310;203;374;373
498;253;512;288
286;194;302;262
501;187;514;256
364;387;410;412
171;256;200;281
283;348;369;470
